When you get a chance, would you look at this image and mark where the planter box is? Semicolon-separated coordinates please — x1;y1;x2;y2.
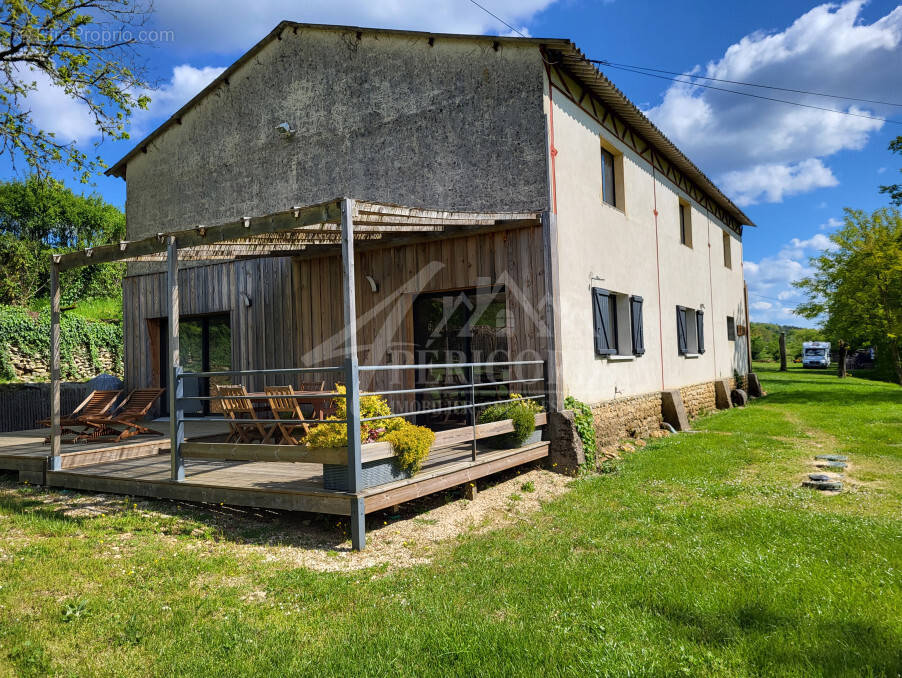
323;457;411;491
483;428;543;450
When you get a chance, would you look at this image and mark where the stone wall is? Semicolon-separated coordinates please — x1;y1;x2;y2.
7;346;120;381
590;391;663;447
678;381;717;419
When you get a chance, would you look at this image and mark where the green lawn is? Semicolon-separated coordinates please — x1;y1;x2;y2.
1;366;900;677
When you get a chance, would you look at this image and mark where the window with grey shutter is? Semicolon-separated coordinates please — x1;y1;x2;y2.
676;306;688;355
593;288;617;355
630;295;645;355
696;310;705;354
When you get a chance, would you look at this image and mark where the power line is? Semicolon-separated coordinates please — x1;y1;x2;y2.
592;60;902;108
594;61;902;126
467;0;527;38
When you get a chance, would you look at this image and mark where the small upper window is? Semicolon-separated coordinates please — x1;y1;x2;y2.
723;231;732;269
679;201;692;247
601;147;617;207
727;316;736;341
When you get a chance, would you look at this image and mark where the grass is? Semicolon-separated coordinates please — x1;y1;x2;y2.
28;296;122;323
0;365;900;676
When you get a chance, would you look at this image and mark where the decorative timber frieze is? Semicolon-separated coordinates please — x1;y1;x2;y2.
548;64;743;235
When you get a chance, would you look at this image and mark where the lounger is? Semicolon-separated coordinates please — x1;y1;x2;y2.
74;388;165;442
39;389;121;442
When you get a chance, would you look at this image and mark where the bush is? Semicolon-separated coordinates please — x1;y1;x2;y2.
478;394;543;447
304;387;433;476
564;395;597;471
383;423;435;475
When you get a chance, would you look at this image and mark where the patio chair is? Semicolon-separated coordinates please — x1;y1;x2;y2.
73;388;165;443
39;389;121;442
215;384;276;444
264;385;310;444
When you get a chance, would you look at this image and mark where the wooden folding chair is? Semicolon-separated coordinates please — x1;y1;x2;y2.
299;380;326;392
265;385;310;444
215;384;275;443
74;388;165;442
39;389;121;442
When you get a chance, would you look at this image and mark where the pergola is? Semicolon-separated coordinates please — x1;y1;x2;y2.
48;197;556;548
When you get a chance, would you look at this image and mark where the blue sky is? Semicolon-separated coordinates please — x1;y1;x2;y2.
3;0;901;327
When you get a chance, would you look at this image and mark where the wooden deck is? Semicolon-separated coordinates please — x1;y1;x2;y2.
1;421;549;516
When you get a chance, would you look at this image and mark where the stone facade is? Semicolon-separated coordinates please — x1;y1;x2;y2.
678;381;717;419
7;346;120;381
590;391;663;447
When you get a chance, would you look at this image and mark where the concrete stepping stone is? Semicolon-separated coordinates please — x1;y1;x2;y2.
816;461;847;470
802;478;843;491
814;454;848;462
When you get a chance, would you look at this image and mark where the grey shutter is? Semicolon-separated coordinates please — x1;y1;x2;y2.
593;288;615;355
630;295;645;356
676;306;687;355
696;310;705;354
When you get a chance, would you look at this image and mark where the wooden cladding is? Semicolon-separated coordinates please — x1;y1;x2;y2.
123;225;549;408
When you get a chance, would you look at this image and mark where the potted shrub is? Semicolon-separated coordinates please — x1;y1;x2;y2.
478;394;544;449
306;386;435;490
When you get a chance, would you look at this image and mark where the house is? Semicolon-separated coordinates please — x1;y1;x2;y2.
34;23;754;549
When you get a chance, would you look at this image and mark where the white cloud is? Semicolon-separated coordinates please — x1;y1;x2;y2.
149;0;558;54
819;217;842;230
743;228;838;325
130;64;226;137
19;69;97;144
878;166;887;174
645;1;902;205
721;158;838;206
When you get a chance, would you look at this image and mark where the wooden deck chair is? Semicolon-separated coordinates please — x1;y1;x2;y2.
265;385;310;444
39;389;121;442
215;385;275;444
74;388;165;442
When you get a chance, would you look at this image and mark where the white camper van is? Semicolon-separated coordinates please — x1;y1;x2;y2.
802;341;831;368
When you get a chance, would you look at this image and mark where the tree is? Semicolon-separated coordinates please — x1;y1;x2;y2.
879;136;902;206
1;0;152;182
0;176;124;304
795;207;902;384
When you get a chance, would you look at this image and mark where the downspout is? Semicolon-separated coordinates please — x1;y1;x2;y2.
543;54;558;215
652;167;665;390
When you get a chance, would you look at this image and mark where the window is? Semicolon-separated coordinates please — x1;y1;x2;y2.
594;288;645;358
679;201;692;247
727;316;736;341
676;306;705;356
723;231;732;269
601;147;616;207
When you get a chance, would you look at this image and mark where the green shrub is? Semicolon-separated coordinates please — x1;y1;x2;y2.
383;423;435;475
304;388;433;476
478;394;543;447
0;305;122;382
564;395;598;471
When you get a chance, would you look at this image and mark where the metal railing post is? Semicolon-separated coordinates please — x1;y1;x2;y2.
469;364;477;461
340;197;365;550
167;236;185;482
48;257;62;471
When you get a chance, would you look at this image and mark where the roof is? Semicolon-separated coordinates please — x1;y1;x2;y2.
54;198;542;271
106;22;753;227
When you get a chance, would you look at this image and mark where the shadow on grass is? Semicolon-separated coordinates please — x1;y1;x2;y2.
638;597;902;675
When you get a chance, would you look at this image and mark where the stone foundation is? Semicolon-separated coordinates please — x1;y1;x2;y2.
590;391;663;447
678;381;717;419
7;345;120;381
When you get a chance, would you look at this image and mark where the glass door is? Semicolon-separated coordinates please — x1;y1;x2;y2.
160;314;231;416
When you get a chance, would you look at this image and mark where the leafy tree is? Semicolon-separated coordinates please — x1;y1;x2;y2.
1;0;152;181
879;136;902;206
0;176;124;305
795;207;902;384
